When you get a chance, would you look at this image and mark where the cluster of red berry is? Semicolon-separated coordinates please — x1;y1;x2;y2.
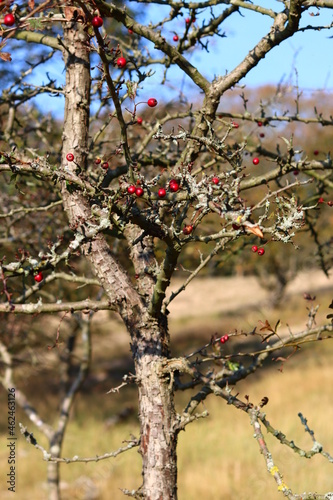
251;245;265;256
220;334;229;344
318;197;333;206
127;179;180;198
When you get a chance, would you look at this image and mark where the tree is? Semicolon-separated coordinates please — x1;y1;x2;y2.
0;1;332;499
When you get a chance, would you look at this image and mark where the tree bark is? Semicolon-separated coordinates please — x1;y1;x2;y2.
132;314;178;499
60;20;178;499
47;444;61;500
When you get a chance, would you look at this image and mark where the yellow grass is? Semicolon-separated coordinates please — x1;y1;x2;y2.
0;275;332;499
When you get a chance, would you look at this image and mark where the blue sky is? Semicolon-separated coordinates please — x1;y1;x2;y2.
12;1;333;114
146;1;333;92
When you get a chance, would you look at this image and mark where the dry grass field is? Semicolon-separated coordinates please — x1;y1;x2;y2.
1;270;332;499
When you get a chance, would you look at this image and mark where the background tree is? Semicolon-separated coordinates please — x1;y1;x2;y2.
0;1;333;499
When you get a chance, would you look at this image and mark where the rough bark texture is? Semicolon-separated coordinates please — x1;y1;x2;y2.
60;21;178;500
132;314;178;500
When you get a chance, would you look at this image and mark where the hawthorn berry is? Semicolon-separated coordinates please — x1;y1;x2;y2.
127;185;136;194
95;158;101;165
34;272;43;283
135;187;144;197
137;117;143;125
220;335;229;344
183;224;193;235
257;121;263;127
313;150;319;156
257;248;265;256
147;98;158;108
66;153;74;162
327;201;333;207
293;170;299;175
212;177;219;185
251;245;258;253
252;157;260;165
117;57;126;68
232;122;239;128
259;133;265;138
101;162;109;169
173;35;179;42
318;197;325;204
3;13;15;26
92;16;103;28
158;188;166;198
128;29;133;35
169;180;180;192
185;17;191;24
232;224;240;230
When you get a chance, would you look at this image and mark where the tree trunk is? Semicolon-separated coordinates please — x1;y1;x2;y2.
60;21;178;499
132;315;178;499
47;445;60;500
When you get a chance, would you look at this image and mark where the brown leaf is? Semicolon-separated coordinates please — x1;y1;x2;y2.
0;52;12;62
245;224;264;238
303;293;316;301
259;319;274;333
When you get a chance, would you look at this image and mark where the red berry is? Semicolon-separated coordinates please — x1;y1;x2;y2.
183;224;193;235
259;133;265;138
101;162;109;169
147;98;158;108
158;188;166;198
92;16;103;28
293;170;299;175
212;177;219;185
128;29;133;35
257;121;263;127
232;224;240;230
251;245;258;253
137;117;143;125
169;180;180;192
327;201;333;207
173;35;179;42
135;187;144;197
34;272;43;283
232;122;239;128
66;153;74;162
222;334;229;342
252;157;260;165
117;57;126;68
3;13;15;26
220;337;226;344
318;197;325;204
257;248;265;256
95;158;101;165
185;17;191;24
127;185;136;195
313;150;319;156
